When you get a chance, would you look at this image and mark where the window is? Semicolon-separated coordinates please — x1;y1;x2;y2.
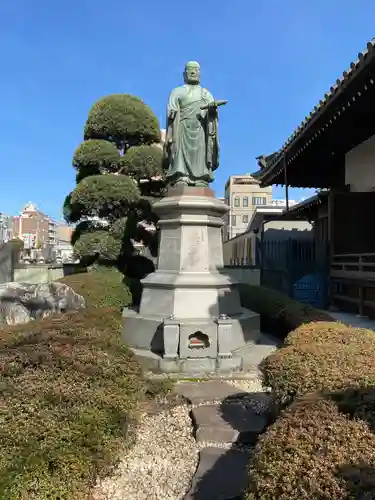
234;196;240;207
252;197;267;206
231;215;236;226
243;196;249;207
242;214;249;224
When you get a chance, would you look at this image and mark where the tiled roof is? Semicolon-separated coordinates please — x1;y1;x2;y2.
282;191;328;215
257;38;375;173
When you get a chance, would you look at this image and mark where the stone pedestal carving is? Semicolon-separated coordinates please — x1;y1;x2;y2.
122;186;260;374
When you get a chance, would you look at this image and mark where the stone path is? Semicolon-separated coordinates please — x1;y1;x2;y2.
92;337;277;500
175;379;272;500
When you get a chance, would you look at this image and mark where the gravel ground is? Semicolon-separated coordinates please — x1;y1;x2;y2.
92;374;269;500
92;403;198;500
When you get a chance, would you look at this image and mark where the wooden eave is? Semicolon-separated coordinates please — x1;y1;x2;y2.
256;39;375;188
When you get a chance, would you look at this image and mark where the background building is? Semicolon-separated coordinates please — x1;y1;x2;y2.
12;202;57;256
223;174;273;240
0;213;13;243
55;224;74;262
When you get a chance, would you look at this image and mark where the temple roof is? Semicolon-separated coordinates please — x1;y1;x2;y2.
255;38;375;180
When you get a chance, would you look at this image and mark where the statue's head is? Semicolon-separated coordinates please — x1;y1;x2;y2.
184;61;200;85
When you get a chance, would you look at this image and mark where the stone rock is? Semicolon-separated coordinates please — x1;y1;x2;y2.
184;446;251;500
0;281;85;326
175;380;242;405
192;403;267;444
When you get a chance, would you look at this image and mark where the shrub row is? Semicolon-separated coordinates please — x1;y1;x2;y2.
59;265;131;314
261;321;375;406
246;392;375;500
238;283;333;339
246;292;375;499
0;269;166;499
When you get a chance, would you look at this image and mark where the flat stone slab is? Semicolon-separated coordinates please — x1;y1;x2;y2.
192;403;267;444
235;342;277;370
175;380;242;405
184;446;251;500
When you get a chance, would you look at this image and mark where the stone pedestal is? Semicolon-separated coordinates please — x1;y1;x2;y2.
122;186;260;374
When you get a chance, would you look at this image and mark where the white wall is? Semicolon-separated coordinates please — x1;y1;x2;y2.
345;133;375;192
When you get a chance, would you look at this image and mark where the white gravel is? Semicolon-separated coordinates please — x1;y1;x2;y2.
92;403;198;500
92;374;270;500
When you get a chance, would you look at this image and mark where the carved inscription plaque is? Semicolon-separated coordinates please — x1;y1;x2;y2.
158;228;181;271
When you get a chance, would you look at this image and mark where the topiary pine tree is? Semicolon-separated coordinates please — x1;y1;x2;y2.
64;94;166;303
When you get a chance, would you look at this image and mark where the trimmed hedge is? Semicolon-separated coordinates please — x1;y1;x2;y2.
0;268;172;499
238;284;333;339
284;320;349;347
246;392;375;500
246;286;375;499
0;307;143;499
260;323;375;406
59;266;131;315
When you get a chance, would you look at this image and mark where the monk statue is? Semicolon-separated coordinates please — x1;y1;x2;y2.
163;61;227;187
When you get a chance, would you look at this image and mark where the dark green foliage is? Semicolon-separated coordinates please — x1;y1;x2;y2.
84;94;161;147
71;220;103;246
73;139;120;173
119;144;164;179
70;174;140;220
238;283;333;339
65;93;163;302
109;217;128;238
73;230;122;263
63;193;80;224
59;266;131;312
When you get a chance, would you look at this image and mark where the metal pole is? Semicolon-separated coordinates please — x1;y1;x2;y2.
283;153;289;212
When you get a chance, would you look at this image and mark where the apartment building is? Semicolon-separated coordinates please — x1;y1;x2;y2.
12;202;57;250
0;213;13;243
223;174;272;241
55;224;74;262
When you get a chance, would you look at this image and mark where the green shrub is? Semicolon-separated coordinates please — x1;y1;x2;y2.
71;174;140;219
261;325;375;405
59;267;131;317
84;94;161;146
72;139;120;173
238;284;333;339
0;307;145;500
284;320;369;347
65;93;163;296
246;392;375;500
119;144;164;179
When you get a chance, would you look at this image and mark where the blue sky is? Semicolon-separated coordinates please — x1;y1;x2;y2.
1;0;374;221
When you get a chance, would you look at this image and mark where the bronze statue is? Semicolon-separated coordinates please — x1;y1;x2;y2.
164;61;227;187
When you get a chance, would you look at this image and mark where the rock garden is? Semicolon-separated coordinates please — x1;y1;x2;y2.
2;265;375;499
3;86;375;500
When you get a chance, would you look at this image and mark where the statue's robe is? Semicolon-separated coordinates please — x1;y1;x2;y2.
164;84;219;184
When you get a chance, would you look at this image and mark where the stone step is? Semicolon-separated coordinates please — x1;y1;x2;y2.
192;403;267;444
175;380;244;405
183;446;251;500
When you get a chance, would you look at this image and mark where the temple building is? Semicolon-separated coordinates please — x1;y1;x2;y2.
254;38;375;317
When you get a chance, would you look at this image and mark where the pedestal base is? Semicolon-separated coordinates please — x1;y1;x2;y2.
130;348;244;375
122;307;260;353
122;188;261;375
